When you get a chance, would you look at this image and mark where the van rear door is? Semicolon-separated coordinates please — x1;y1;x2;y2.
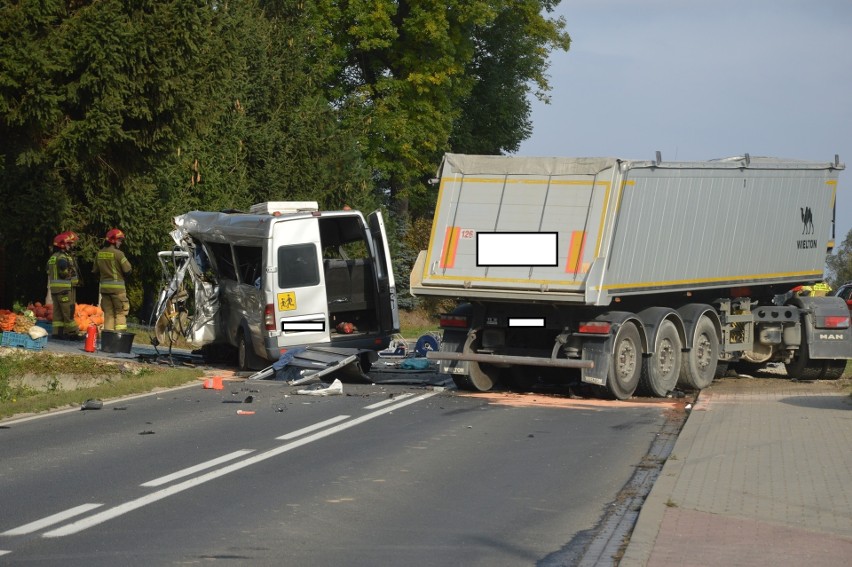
271;218;330;349
367;210;400;332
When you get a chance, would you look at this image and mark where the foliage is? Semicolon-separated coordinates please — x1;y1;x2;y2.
451;0;571;155
826;228;852;288
0;0;571;313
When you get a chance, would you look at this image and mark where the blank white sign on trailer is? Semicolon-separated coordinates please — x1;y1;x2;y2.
477;232;558;267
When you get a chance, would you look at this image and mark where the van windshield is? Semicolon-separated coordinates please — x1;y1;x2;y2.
277;243;320;288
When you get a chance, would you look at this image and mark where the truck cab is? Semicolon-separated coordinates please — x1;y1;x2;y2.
154;202;399;369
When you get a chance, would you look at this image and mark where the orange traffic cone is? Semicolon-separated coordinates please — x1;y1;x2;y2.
203;376;224;390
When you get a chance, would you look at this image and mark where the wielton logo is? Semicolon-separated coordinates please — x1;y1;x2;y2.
796;206;817;249
800;206;814;234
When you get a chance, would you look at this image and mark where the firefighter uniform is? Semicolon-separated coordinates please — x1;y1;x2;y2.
93;229;133;331
796;282;832;297
46;232;81;339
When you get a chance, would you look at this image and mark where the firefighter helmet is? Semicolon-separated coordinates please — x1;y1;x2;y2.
105;228;125;244
53;231;79;250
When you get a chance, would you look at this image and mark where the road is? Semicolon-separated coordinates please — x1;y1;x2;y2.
0;375;687;566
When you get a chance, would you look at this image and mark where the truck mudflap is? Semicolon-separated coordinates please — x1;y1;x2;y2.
792;295;852;359
247;346;372;384
579;338;610;386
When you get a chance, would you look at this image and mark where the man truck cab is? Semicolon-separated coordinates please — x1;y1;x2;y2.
154;202;399;370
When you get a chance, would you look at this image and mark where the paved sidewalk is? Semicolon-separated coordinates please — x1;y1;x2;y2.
621;376;852;566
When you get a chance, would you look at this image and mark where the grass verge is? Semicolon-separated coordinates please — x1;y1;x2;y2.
0;349;202;420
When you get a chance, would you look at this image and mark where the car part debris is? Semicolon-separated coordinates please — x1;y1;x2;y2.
297;378;343;396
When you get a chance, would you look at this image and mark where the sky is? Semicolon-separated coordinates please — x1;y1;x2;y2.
519;0;852;264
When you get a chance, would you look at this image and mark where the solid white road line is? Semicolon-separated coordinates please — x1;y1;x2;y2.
141;450;255;487
0;550;11;556
363;393;413;410
276;415;350;440
1;503;103;536
42;391;439;538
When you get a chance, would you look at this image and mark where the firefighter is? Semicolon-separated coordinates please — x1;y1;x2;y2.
47;231;81;339
810;282;832;296
793;282;832;297
93;228;133;331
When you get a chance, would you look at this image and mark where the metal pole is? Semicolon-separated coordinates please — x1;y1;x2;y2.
426;351;593;369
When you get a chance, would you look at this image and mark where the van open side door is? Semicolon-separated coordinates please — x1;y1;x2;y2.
367;210;400;333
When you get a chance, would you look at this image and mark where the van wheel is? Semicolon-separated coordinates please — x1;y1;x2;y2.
237;331;250;371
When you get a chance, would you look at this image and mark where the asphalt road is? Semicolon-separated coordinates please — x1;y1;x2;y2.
0;377;685;566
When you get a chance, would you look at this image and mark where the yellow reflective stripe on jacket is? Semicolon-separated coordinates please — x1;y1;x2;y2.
95;246;131;286
47;252;78;290
97;251;124;281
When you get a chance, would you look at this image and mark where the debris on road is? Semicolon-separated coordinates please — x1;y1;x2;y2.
202;377;224;390
297;378;343;396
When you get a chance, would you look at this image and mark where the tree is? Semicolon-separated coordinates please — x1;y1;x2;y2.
0;0;572;312
450;0;571;156
0;0;225;306
325;1;570;217
826;228;852;288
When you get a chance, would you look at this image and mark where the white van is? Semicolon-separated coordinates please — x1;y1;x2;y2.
154;202;399;370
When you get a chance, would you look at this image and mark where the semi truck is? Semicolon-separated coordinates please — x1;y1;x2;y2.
410;153;852;399
152;202;399;371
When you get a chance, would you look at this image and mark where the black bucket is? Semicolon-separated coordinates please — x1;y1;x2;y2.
101;330;135;354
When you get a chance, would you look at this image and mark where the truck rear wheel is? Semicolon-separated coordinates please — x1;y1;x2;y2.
455;332;502;392
785;340;846;380
606;322;641;400
639;320;682;397
679;316;718;390
823;360;846;380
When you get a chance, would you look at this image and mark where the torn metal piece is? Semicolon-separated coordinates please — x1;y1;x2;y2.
296;378;343;396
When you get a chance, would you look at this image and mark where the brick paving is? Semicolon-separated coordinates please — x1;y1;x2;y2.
621;377;852;566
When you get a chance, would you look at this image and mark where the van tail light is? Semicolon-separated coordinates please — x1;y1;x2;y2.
577;321;612;335
816;315;850;329
439;314;469;329
264;304;276;331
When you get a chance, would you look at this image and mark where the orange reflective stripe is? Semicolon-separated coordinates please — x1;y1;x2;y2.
566;230;587;274
439;226;461;269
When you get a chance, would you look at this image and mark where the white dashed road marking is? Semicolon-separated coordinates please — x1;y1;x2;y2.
141;449;255;487
1;504;103;536
42;391;439;538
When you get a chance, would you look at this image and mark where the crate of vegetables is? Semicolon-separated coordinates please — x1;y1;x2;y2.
0;310;16;333
1;331;48;350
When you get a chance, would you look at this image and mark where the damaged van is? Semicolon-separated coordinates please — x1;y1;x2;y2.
152;201;399;370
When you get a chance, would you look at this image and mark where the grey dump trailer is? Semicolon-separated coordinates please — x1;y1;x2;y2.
410;153;852;399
